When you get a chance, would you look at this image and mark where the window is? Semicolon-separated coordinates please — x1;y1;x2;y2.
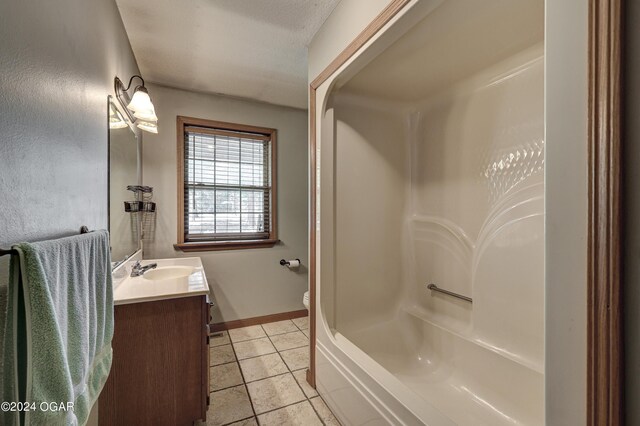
175;116;277;251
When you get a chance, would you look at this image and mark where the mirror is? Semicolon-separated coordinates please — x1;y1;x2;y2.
108;97;140;268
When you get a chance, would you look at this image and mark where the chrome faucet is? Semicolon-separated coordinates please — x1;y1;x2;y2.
130;261;158;277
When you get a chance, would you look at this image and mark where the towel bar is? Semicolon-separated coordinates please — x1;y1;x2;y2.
0;247;18;257
0;226;91;257
426;283;473;303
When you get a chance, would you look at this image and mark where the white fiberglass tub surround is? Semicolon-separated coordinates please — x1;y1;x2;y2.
314;1;544;425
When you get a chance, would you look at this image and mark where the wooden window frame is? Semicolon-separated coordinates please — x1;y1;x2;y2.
174;116;278;252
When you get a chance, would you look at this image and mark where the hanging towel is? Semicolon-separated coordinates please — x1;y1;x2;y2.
2;230;113;426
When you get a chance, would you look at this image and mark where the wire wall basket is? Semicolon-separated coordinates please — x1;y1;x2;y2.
125;185;156;243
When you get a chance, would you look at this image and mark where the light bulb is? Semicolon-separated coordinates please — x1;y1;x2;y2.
109;118;128;129
127;87;154;113
109;104;128;129
137;120;158;134
133;109;158;122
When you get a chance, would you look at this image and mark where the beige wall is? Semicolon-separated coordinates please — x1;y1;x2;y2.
142;84;308;322
308;0;390;81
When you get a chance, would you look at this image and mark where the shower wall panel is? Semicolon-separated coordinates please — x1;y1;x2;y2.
408;45;545;370
333;101;407;334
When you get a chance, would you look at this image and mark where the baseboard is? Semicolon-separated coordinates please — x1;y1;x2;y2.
210;309;308;333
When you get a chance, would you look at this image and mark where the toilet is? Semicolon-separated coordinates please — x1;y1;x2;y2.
303;291;309;310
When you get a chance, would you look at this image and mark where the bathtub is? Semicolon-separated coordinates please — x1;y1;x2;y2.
317;309;543;425
312;1;545;424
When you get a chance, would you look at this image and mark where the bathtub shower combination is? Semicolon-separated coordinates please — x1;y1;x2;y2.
313;1;545;425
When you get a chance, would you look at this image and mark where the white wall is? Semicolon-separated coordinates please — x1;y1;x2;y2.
142;84;308;322
545;0;588;424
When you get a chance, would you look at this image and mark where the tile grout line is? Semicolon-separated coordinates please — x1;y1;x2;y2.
220;319;335;425
226;329;260;422
285;340;328;425
220;341;275;363
240;323;283;425
210;389;331;425
291;316;309;333
253;398;327;420
261;325;300;337
270;338;308;353
210;359;240;368
288;317;329;425
226;331;306;363
233;323;309;424
205;330;267;423
262;321;327;426
242;370;289;386
220;414;256;426
266;357;319;424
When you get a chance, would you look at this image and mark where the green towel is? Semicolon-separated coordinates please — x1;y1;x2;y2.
2;230;114;426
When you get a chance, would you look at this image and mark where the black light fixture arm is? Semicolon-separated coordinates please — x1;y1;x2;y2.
114;75;146;123
122;74;146;92
113;74;158;133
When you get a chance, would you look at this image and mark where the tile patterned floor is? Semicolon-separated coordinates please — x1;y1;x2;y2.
200;317;341;426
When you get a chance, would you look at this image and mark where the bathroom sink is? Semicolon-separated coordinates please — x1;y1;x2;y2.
142;266;195;281
112;257;209;305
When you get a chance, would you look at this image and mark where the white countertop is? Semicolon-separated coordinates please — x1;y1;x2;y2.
112;257;209;305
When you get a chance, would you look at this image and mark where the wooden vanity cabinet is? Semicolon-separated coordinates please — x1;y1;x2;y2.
100;295;210;425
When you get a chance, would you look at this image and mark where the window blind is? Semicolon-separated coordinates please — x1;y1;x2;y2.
183;125;272;242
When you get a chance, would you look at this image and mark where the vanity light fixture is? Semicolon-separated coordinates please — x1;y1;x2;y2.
136;120;158;134
114;75;159;134
108;102;128;129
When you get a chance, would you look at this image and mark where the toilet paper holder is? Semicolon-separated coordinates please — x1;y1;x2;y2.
280;258;301;267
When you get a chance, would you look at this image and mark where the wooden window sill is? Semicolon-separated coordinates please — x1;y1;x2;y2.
174;239;279;252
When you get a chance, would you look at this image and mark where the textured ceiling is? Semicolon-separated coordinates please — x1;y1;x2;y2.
115;0;340;109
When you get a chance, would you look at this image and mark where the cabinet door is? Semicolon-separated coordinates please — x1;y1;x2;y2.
100;296;205;426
